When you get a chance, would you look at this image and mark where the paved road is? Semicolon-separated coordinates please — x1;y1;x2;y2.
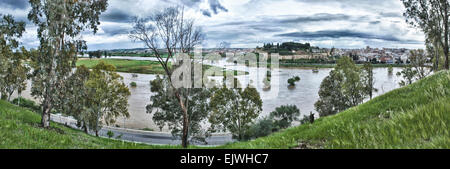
50;114;234;146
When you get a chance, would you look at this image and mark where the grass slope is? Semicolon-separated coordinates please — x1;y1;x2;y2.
0;100;179;149
221;70;450;149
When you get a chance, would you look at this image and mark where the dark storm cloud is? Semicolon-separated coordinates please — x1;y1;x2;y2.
279;13;351;23
0;0;29;10
101;9;133;23
102;26;130;36
209;0;228;14
276;30;403;42
202;10;212;17
379;12;403;18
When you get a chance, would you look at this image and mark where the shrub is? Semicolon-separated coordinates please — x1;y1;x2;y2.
11;97;40;113
243;117;276;140
107;131;114;138
270;105;300;129
287;76;300;86
130;82;137;87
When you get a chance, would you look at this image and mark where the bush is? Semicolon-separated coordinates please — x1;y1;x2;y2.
11;97;40;113
107;131;114;138
287;76;300;86
243;117;276;140
270;105;300;129
130;82;137;87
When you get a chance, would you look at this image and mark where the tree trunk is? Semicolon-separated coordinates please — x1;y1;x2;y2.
175;91;189;148
445;4;449;70
41;99;51;128
95;130;99;137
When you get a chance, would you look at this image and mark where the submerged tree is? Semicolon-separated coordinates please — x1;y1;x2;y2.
0;14;26;101
28;0;108;128
130;7;204;148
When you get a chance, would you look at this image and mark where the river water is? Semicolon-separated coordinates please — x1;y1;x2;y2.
13;56;403;131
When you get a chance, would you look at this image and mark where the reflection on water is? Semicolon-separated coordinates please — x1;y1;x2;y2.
13;57;404;131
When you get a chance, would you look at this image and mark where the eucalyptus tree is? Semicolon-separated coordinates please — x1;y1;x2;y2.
147;75;213;144
362;62;377;100
314;70;347;117
402;0;449;70
0;14;26;101
315;56;368;117
335;56;366;107
209;82;263;141
85;61;130;137
27;0;108;128
129;7;204;148
409;49;431;79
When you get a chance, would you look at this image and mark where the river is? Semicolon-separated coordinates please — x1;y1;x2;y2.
12;56;404;131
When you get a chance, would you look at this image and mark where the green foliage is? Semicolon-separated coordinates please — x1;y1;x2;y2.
361;62;378;99
210;82;263;141
0;14;27;101
28;0;108;128
397;66;418;86
243;117;276;140
11;97;40;113
287;76;300;86
58;62;130;136
315;56;369;117
84;61;131;136
130;82;137;87
269;105;301;130
107;131;114;138
221;70;450;149
147;75;212;144
388;65;394;75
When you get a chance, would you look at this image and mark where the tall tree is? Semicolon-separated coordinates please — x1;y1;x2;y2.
362;62;378;100
402;0;450;70
28;0;108;128
85;61;130;136
209;83;262;141
335;56;365;106
147;75;212;144
409;49;432;79
314;70;347;117
129;7;204;148
0;14;26;101
315;56;369;117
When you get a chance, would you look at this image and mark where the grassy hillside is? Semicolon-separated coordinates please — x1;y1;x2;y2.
0;100;177;149
221;70;450;149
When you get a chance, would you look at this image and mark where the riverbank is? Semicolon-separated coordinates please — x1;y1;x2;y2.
220;70;450;149
77;58;248;76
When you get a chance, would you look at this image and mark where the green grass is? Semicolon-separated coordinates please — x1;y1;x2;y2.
220;70;450;149
77;58;247;76
0;100;181;149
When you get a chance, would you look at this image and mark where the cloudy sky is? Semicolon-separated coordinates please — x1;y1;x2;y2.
1;0;425;50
